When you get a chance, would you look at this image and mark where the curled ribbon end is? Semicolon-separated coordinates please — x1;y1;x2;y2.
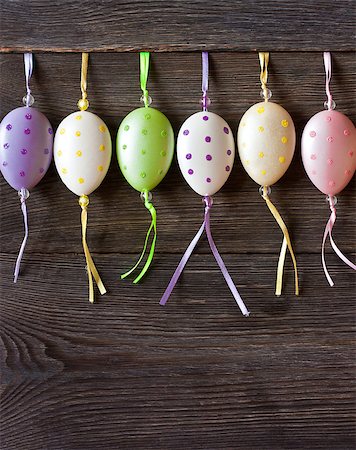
261;186;299;298
244;311;251;317
121;191;157;282
79;195;106;303
13;188;30;285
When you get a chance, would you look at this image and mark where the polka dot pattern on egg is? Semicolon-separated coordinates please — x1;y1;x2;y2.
54;110;112;196
116;107;174;192
301;109;356;195
177;111;235;196
237;101;296;186
0;106;53;191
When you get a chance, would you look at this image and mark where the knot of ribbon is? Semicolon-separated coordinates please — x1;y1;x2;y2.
14;188;30;283
121;190;157;284
261;186;299;296
79;195;106;302
322;196;356;286
160;196;250;316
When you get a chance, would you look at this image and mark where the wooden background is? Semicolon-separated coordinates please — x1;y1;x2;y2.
0;1;355;449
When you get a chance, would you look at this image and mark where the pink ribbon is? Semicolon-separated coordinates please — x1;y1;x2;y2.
14;188;29;283
322;196;356;286
160;196;250;316
323;52;333;110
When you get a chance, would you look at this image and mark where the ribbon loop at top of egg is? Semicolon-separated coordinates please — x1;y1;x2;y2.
259;52;271;101
140;52;151;107
77;53;89;111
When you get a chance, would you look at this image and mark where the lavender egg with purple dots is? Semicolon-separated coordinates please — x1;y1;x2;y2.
177;111;235;196
0;107;53;191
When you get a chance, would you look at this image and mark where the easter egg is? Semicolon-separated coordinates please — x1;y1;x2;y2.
0;107;53;191
117;107;174;192
301;110;356;196
54;111;112;196
237;102;296;186
177;111;234;196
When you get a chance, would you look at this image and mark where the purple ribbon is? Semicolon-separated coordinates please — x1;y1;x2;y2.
24;53;33;107
160;196;250;316
14;188;29;283
201;51;209;111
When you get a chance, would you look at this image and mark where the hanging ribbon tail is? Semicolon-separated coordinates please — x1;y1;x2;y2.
121;192;157;283
262;187;299;296
79;196;106;303
276;237;288;295
121;221;154;280
204;197;249;316
160;197;249;316
160;218;206;306
322;199;356;287
14;189;29;283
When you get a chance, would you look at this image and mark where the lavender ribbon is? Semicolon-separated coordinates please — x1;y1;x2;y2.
160;196;250;316
24;53;33;107
201;51;209;111
14;188;29;283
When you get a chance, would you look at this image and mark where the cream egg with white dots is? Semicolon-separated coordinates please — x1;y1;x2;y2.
54;111;112;196
237;102;296;186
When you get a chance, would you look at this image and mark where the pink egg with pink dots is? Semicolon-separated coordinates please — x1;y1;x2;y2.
302;110;356;195
177;111;234;196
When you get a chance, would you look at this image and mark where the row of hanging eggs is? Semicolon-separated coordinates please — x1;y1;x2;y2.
2;102;355;201
0;102;341;207
0;52;355;294
1;59;355;203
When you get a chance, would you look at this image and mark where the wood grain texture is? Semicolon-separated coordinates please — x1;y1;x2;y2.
0;0;355;52
0;25;355;450
1;253;356;450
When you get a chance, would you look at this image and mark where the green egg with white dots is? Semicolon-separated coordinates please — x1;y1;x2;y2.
117;107;174;192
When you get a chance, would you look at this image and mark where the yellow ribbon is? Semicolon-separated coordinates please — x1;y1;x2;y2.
79;195;106;303
77;52;89;111
262;186;299;296
259;52;269;102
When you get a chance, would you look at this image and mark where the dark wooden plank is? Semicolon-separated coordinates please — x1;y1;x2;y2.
0;0;355;52
0;52;355;255
1;253;355;450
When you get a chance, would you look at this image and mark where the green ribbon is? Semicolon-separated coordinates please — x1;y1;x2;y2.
121;190;157;283
140;51;150;107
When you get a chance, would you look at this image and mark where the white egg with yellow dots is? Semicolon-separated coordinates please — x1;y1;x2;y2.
237;102;296;186
54;110;112;196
